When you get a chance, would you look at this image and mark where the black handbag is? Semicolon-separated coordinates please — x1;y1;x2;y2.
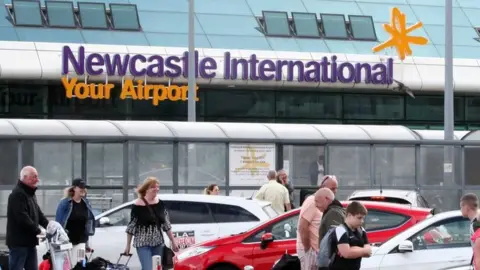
142;198;175;269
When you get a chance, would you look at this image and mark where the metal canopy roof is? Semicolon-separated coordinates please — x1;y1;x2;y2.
0;119;478;143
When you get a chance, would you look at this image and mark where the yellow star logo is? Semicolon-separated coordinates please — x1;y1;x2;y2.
234;145;270;176
372;7;429;60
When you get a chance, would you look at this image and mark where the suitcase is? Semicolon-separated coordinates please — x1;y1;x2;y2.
0;250;9;270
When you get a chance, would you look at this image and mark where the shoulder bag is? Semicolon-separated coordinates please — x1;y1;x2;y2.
141;198;175;269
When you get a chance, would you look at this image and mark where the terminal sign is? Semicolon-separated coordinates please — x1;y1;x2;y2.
62;46;394;85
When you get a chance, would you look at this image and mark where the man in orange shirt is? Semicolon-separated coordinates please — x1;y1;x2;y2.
296;188;334;270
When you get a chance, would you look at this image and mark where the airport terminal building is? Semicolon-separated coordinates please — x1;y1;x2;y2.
0;0;480;234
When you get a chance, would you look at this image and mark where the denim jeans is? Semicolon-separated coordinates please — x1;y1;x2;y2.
136;244;164;270
9;247;38;270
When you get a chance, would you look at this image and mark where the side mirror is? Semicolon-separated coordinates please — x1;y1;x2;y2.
99;217;110;226
260;232;274;249
398;240;414;253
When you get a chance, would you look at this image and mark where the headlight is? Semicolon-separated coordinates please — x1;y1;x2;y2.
176;246;215;261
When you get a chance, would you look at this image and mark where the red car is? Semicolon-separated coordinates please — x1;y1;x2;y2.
174;200;434;270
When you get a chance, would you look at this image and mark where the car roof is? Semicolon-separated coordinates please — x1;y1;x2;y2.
348;189;419;202
340;200;432;214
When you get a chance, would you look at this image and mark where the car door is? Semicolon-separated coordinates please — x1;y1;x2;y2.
250;214;299;270
207;203;261;237
162;200;219;249
375;216;471;270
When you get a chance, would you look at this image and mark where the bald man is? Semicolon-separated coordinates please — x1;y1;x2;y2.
297;188;334;270
318;175;345;244
255;170;291;214
7;166;49;270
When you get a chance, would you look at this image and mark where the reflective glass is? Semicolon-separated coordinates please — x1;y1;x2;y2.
374;146;415;186
283;145;325;187
195;0;252;16
462;8;480;26
357;3;418;24
13;0;42;26
349;16;376;40
204;90;275;119
0;26;19;41
276;92;341;119
465;147;480;185
246;0;307;16
138;11;203;34
207;35;271;50
423;25;479;46
78;2;108;29
86;143;123;186
344;94;404;120
266;37;300;51
436;45;480;59
82;30;149;46
7;84;46;114
328;145;371;186
406;96;465;121
302;0;362;17
466;97;480;121
356;0;406;3
110;4;140;30
178;143;226;186
410;6;471;27
0;5;12;27
45;1;75;27
292;12;319;37
0;140;18;185
263;11;291;36
197;14;262;36
407;0;460;6
321;14;348;39
408;44;441;58
353;41;381;54
457;0;480;8
295;38;329;52
145;33;211;48
419;146;462;187
16;28;84;43
128;142;173;186
324;40;357;53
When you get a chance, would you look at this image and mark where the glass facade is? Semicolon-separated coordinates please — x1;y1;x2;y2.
0;80;479;130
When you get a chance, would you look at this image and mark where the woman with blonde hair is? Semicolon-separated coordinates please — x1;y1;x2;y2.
204;184;220;195
124;177;179;270
55;178;95;268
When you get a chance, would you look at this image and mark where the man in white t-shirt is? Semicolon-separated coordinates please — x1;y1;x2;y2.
460;193;480;267
255;170;291;214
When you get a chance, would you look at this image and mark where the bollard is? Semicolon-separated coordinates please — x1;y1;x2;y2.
244;266;254;270
152;255;162;270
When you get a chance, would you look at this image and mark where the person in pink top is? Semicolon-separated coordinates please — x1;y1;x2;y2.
472;228;480;270
296;188;334;270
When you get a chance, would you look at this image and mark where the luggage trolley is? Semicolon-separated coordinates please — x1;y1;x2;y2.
40;222;75;270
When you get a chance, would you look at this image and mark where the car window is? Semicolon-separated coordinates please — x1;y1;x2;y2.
207;203;260;223
96;205;132;227
245;213;299;243
365;210;409;231
163;201;214;224
408;217;470;250
350;196;411;205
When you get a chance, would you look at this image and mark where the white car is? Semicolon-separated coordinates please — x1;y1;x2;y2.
348;189;430;208
37;194;277;268
361;210;471;270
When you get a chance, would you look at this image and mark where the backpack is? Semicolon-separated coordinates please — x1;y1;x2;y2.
316;224;364;268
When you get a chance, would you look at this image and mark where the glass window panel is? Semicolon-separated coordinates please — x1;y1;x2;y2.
207;35;271;50
406;96;464;121
73;142;81;179
86;143;123;186
457;0;480;8
128;142;173;186
374;146;415;187
145;33;211;48
178;143;226;186
344;94;404;120
0;191;10;216
462;8;480;26
7;84;46;116
410;6;471;27
406;0;458;5
0;27;18;41
283;145;325;187
21;141;73;186
36;190;65;216
466;97;480;121
0;140;18;186
409;216;470;249
82;30;149;46
15;28;84;43
292;12;319;37
353;41;382;55
276;92;341;119
128;0;185;12
78;2;108;29
324;40;358;53
13;0;42;26
419;146;462;186
409;44;441;58
446;45;480;59
464;147;480;186
263;11;291;36
303;0;362;17
86;189;125;213
321;14;348;39
328;145;371;187
295;38;329;52
205;90;275;119
357;3;418;24
208;203;260;223
266;37;300;51
45;1;75;27
197;14;262;36
246;0;307;16
349;15;376;40
364;210;409;231
424;25;479;46
110;4;140;30
195;0;252;16
419;190;462;212
139;11;203;34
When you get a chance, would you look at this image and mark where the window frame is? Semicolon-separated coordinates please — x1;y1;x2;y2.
96;204;132;228
348;15;377;41
108;3;141;31
45;0;76;28
12;0;44;27
77;1;109;30
162;200;215;225
291;12;321;38
364;209;410;232
207;203;260;223
262;10;292;37
320;13;349;40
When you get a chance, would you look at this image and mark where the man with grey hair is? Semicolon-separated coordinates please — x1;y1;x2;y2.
255;170;291;214
277;169;294;209
7;166;49;270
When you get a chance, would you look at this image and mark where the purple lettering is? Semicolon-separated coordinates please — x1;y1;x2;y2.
199;57;216;79
258;60;275;80
338;63;355;83
129;54;147;76
85;53;104;76
165;56;181;77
